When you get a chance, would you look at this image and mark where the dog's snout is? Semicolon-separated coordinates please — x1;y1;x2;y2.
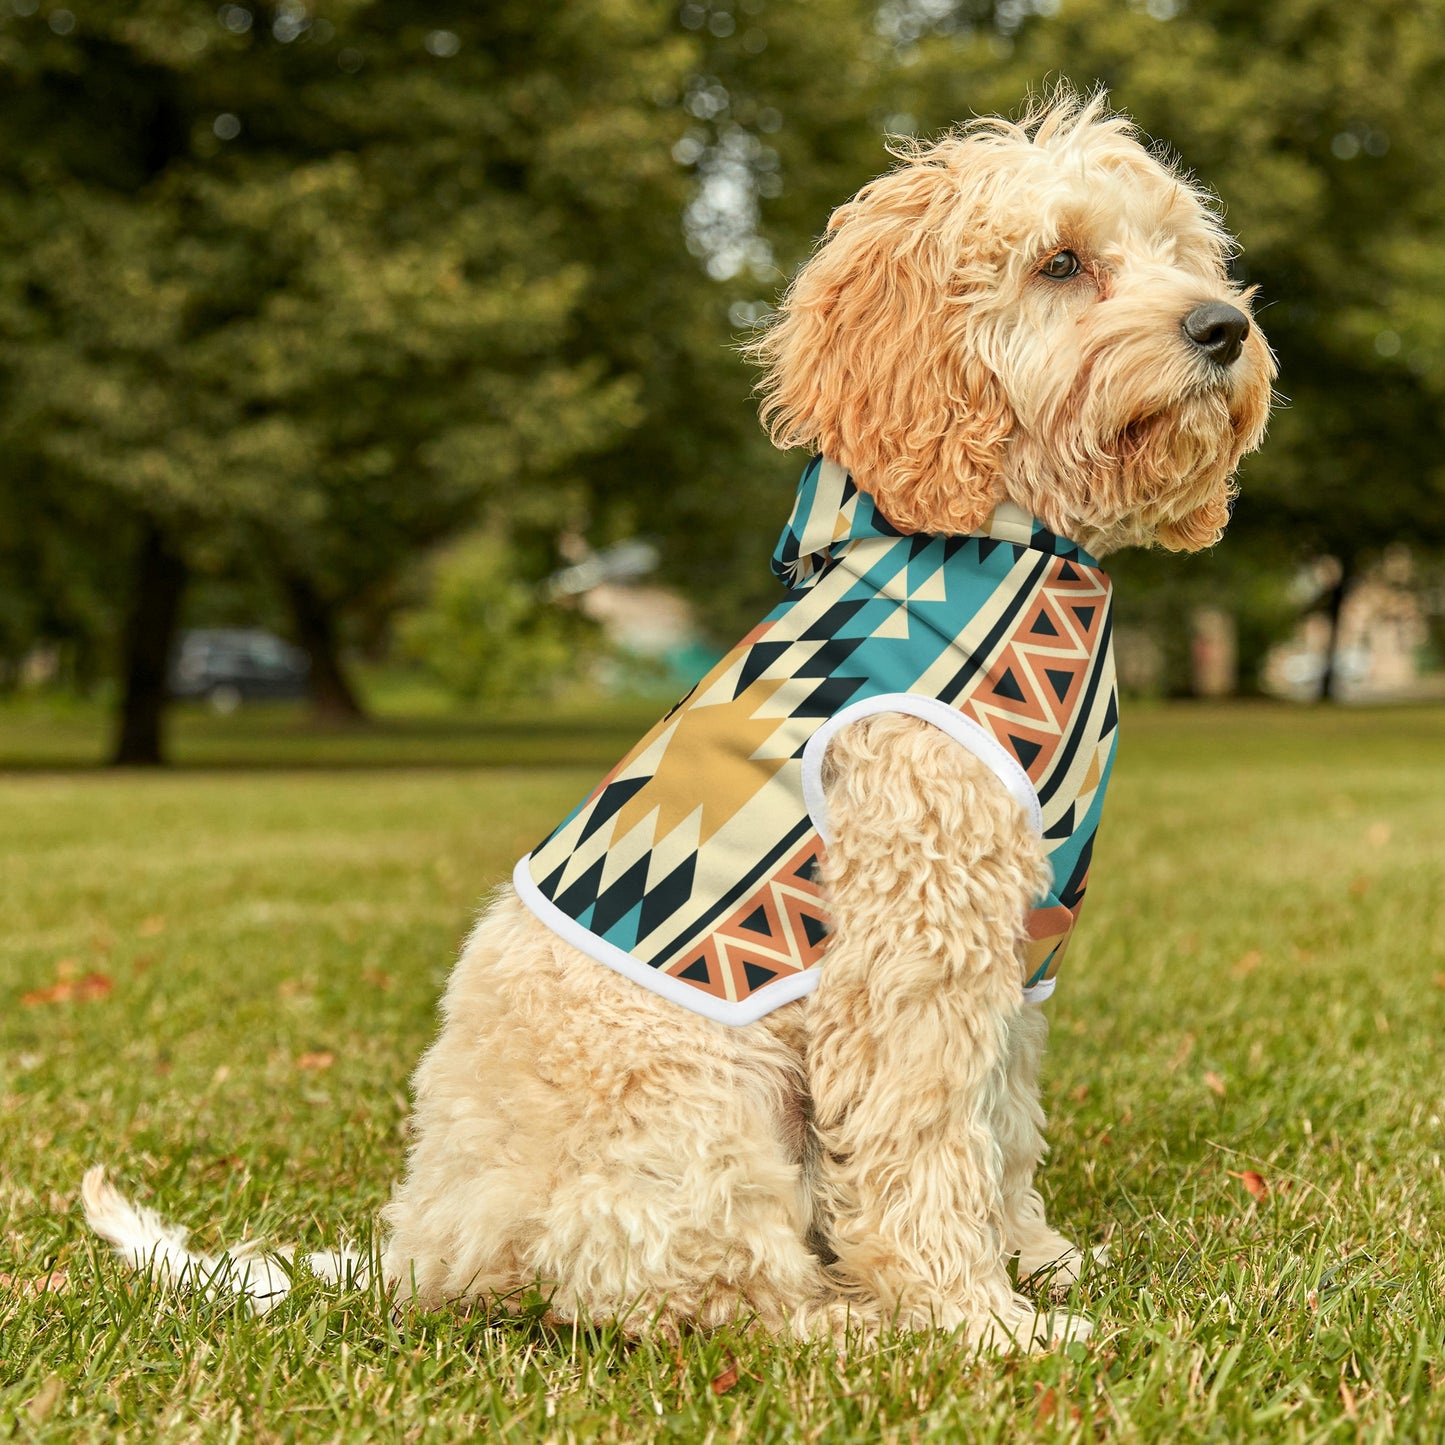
1182;302;1250;367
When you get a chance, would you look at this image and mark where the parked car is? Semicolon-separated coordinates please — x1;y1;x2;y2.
169;629;310;712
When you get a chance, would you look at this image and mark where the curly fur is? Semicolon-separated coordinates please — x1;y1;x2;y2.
749;90;1273;555
85;88;1272;1354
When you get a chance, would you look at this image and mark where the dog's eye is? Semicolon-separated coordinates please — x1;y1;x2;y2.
1041;250;1081;280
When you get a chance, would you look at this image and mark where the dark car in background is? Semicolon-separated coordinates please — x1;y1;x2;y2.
169;629;310;713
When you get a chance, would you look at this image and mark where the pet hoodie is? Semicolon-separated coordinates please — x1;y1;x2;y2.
514;456;1119;1026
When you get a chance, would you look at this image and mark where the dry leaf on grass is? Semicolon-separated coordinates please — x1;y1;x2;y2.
1168;1034;1196;1072
295;1051;335;1072
1034;1386;1058;1425
1232;950;1263;977
0;1268;70;1298
1203;1071;1227;1098
21;973;113;1007
361;968;394;991
1433;973;1445;990
710;1358;739;1395
1228;1169;1269;1201
27;1375;64;1424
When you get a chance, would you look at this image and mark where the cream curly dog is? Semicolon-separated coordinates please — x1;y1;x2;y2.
85;92;1273;1351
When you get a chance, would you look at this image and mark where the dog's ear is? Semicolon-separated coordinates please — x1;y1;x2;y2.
749;152;1013;536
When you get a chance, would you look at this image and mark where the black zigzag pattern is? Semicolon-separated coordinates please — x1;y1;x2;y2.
1056;835;1094;911
577;774;650;849
587;853;653;937
637;853;698;941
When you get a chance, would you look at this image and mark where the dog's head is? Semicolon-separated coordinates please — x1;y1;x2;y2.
751;90;1275;555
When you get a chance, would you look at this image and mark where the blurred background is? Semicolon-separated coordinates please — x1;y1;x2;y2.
2;0;1444;767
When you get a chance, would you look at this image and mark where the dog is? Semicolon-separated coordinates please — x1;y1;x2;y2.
85;89;1274;1351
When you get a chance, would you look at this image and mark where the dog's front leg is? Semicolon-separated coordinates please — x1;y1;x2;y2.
994;1004;1097;1290
806;712;1088;1349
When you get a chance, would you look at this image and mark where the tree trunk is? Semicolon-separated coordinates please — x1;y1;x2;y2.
1317;554;1355;703
283;572;366;724
111;521;187;766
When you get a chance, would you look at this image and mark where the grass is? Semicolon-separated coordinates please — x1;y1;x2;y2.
2;699;1443;1442
0;684;669;771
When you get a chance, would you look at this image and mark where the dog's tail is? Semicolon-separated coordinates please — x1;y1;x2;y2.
81;1165;368;1315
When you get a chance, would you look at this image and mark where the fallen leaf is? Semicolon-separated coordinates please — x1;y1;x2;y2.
1232;950;1263;977
21;972;112;1007
1168;1034;1196;1073
1348;876;1372;899
1034;1386;1058;1425
1070;1083;1089;1103
21;982;70;1006
1339;1380;1358;1419
296;1051;334;1072
1228;1169;1268;1201
0;1268;69;1298
710;1358;739;1395
1204;1071;1227;1098
138;915;167;937
27;1374;64;1423
1433;973;1445;990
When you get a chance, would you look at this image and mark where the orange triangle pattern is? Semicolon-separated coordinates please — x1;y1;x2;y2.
1024;871;1090;983
663;841;829;1002
961;557;1110;783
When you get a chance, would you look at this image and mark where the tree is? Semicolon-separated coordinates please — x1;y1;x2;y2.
0;1;696;758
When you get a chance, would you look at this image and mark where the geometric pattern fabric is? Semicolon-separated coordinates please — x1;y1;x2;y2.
515;457;1119;1025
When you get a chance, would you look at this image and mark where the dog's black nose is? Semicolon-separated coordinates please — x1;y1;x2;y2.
1182;302;1250;367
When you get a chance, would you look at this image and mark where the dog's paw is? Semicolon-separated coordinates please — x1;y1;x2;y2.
1018;1239;1110;1295
971;1297;1093;1353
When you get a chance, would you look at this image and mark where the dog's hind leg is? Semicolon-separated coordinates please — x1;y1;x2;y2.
805;712;1090;1350
382;894;832;1339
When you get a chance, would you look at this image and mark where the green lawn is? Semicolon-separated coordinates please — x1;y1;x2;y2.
2;702;1443;1442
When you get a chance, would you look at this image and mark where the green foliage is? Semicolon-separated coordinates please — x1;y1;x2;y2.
0;0;708;693
0;2;685;568
2;703;1444;1438
397;532;597;704
4;0;1445;700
